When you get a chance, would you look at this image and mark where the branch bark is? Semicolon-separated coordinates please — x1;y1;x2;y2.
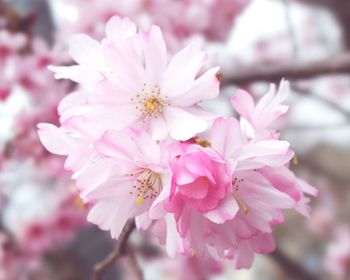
93;219;136;280
223;53;350;85
270;248;319;280
127;246;144;280
290;84;350;119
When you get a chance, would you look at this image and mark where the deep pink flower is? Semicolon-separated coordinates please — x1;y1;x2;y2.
165;143;235;232
22;223;52;254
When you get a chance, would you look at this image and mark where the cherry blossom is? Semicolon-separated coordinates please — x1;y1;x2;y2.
146;81;316;268
50;16;220;141
82;128;171;239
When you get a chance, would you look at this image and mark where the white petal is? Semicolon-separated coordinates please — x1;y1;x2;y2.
69;34;104;68
164;107;208;141
37;123;75;155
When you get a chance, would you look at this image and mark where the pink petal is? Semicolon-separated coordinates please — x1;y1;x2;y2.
234;242;255;269
49;65;103;88
250;233;276;254
76;158;115;196
161;42;206;97
105;16;136;44
234;140;291;168
239;172;295;210
88;79;132;105
142;25;167;85
211;117;242;159
204;196;239;223
149;173;172;219
87;197;137;239
164;107;208;141
165;215;185;257
94;130;138;161
102;40;144;94
148;116;168;141
37;123;75;155
132;129;161;165
178;177;210;199
64;141;94;171
170;67;220;107
69;34;104;68
230;89;255;122
84;176;135;201
135;213;153;231
82;105;138;131
58;90;88;115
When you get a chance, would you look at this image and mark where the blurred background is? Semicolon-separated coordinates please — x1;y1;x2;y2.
0;0;350;279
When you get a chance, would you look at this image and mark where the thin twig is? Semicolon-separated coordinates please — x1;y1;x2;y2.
286;122;349;131
270;248;320;280
93;219;136;280
223;53;350;85
127;246;144;280
290;83;350;119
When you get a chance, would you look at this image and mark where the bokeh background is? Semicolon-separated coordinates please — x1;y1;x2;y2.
0;0;350;279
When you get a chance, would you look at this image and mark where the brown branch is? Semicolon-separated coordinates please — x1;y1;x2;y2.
286;122;349;131
290;84;350;119
223;53;350;85
0;0;36;34
298;156;350;189
270;248;320;280
93;219;136;280
127;246;144;280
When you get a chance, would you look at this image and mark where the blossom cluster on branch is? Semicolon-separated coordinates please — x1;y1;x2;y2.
37;16;317;269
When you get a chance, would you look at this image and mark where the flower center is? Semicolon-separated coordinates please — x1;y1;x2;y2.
133;84;168;120
128;169;162;205
232;177;249;215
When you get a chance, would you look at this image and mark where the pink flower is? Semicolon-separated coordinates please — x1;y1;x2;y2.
50;16;220;141
84;128;172;239
164;143;235;230
22;222;52;255
231;80;289;138
149;81;316;268
50;206;86;242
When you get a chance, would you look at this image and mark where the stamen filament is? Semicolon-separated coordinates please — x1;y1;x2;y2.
232;193;249;215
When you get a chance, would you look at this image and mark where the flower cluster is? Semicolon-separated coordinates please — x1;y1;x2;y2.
38;16;316;268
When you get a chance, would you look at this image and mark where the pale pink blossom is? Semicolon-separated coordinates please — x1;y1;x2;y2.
84;128;171;239
231;80;290;139
50;16;220;141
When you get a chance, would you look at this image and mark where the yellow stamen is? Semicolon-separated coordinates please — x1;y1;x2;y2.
131;169;162;206
133;85;168;120
136;196;143;205
146;100;155;111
